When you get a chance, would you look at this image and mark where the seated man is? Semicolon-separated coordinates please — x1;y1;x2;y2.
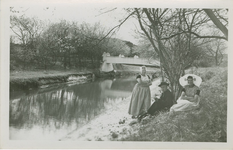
170;75;201;114
138;81;174;120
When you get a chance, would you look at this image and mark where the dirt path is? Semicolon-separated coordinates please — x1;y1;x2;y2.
59;79;161;141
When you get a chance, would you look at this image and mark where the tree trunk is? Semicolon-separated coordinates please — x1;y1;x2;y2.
215;49;218;66
203;9;228;39
44;58;47;70
68;49;71;68
64;51;67;69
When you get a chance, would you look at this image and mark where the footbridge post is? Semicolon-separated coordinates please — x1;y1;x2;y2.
101;52;114;72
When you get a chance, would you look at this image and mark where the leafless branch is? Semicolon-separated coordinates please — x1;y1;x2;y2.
98;11;135;43
95;8;117;17
161;30;227;40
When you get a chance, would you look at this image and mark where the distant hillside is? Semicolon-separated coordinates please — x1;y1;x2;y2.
103;38;131;56
104;38;158;59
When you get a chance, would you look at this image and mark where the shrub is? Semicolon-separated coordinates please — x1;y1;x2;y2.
196;58;213;68
201;71;215;81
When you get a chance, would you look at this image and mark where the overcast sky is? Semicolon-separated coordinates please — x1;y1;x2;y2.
10;6;140;44
8;0;230;50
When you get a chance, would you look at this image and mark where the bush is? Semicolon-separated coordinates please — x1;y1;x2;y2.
201;71;215;81
196;58;213;68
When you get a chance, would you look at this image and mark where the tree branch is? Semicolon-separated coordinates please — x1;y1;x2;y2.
203;9;228;39
98;11;135;43
160;30;227;40
135;9;159;54
95;8;117;17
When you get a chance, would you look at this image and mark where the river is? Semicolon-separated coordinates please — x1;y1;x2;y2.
9;76;139;140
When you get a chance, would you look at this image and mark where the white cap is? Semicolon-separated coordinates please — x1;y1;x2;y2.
179;74;202;87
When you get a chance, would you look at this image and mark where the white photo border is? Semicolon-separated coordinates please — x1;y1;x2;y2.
1;0;233;149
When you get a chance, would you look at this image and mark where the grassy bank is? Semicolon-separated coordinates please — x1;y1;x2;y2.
10;65;160;92
10;69;94;92
10;69;93;80
121;67;227;142
10;64;158;80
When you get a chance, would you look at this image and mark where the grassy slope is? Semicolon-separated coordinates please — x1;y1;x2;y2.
121;67;227;142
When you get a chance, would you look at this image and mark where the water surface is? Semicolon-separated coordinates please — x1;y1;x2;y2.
10;76;137;140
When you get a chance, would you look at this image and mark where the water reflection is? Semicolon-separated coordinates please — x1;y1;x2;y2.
10;77;136;140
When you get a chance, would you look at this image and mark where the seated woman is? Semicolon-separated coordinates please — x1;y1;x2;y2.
170;74;202;114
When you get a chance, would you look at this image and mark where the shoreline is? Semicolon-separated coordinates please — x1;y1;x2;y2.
10;71;94;92
59;79;161;141
10;68;159;92
9;67;227;142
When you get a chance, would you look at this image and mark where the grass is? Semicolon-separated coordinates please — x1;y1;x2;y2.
121;67;227;142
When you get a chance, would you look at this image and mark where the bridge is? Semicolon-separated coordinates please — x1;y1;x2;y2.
101;54;160;72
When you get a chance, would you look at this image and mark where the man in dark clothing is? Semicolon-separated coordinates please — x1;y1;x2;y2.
138;82;174;120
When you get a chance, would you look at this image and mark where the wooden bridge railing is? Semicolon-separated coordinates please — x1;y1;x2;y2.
104;56;160;67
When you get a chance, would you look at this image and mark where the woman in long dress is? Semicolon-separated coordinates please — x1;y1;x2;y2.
170;74;201;114
128;66;152;118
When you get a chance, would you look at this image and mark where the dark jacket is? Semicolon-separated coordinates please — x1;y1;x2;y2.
158;89;174;108
147;89;174;115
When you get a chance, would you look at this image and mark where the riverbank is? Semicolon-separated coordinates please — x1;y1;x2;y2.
121;67;227;142
10;69;94;92
10;65;160;92
60;78;162;141
60;66;227;142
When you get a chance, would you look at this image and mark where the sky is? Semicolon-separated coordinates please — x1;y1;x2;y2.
10;6;140;44
8;2;230;51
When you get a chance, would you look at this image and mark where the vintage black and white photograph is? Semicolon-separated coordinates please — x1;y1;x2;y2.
1;0;233;149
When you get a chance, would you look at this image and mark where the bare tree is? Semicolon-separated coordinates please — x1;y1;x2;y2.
10;15;44;69
205;39;227;66
121;8;228;100
203;9;228;39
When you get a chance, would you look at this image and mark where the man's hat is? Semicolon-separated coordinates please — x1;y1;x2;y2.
158;81;169;87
